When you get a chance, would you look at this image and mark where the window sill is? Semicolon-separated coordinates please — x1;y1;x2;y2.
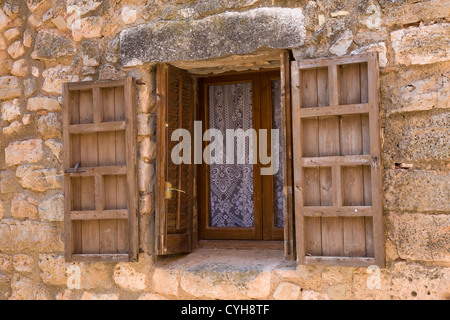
197;240;284;250
153;247;296;299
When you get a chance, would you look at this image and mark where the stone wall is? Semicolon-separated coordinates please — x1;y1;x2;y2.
0;0;448;300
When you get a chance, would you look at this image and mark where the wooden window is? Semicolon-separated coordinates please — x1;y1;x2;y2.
197;71;283;241
63;78;138;262
291;53;385;267
155;65;195;255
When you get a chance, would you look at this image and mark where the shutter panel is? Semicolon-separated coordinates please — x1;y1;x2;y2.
280;51;296;260
63;78;138;262
156;64;194;255
291;53;385;267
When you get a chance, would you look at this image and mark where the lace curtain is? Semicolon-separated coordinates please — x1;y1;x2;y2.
272;79;284;228
208;80;284;229
209;83;254;228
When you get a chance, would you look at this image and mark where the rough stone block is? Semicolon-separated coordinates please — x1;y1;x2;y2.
113;263;149;292
140;136;156;163
2;99;21;122
0;219;64;253
13;254;35;273
0;76;22;100
121;8;306;65
5;139;44;166
72;16;103;41
387;212;450;262
27;97;61;112
152;268;181;296
42;65;79;94
11;193;39;220
137;160;154;193
273;282;301;300
384;169;449;212
33;30;76;60
391;23;450;66
44;139;63;163
16;165;62;192
11;59;29;77
385;0;450;26
37;113;61;140
10;274;49;300
38;194;64;222
38;254;67;285
0;254;12;272
7;41;25;59
384;111;450;162
80;292;119;300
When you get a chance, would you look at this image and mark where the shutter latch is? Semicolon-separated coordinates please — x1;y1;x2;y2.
64;162;86;174
164;181;186;200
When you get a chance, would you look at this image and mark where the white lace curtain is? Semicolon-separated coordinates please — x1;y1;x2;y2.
208;81;284;229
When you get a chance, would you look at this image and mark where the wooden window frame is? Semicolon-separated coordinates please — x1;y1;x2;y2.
63;78;138;263
197;70;284;241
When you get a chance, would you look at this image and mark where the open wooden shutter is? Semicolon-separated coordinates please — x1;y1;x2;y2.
280;51;296;260
291;52;385;267
156;64;194;255
63;77;138;262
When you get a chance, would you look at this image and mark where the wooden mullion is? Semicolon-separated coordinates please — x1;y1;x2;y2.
71;254;129;262
68;165;127;177
367;52;385;267
156;64;168;254
299;54;370;69
68;121;126;134
302;155;371;167
68;79;126;91
124;76;138;261
328;64;340;107
71;209;128;220
303;206;372;217
63;84;73;262
299;103;369;118
93;87;102;124
304;256;375;267
280;51;295;259
291;61;306;263
332;165;343;207
94;174;103;213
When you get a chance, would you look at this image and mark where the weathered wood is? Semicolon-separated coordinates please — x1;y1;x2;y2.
67;166;127;177
299;103;369;118
291;61;306;264
68;121;126;134
304;256;375;267
63;78;137;262
63;84;73;261
302;155;371;167
299;53;370;69
71;210;128;220
292;53;383;266
68;79;126;91
156;64;194;255
124;77;138;261
303;206;372;217
280;51;295;260
367;52;385;267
